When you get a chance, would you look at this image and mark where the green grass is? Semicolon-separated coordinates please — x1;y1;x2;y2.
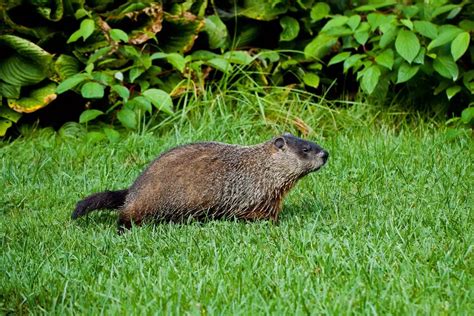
1;106;473;314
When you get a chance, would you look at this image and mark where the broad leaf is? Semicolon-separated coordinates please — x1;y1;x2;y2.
117;108;137;129
380;25;397;48
445;86;461;100
433;56;459;80
207;58;233;73
0;119;13;137
7;82;57;113
375;49;394;70
142;89;173;115
280;16;300;42
304;34;338;60
461;107;474;124
397;63;419;83
56;74;91;94
103;127;120;143
346;15;361;31
360;65;381;94
413;21;438;39
223;51;254;65
328;52;351;66
303;73;320;88
322;16;349;32
81;82;105;99
451;32;470;61
111;85;130;102
110;29;129;42
0;106;22;123
310;3;330;22
0;82;21;99
203;15;229;49
79;109;104;123
395;30;420;63
67;19;95;43
427;26;462;51
55;55;81;80
166;53;186;72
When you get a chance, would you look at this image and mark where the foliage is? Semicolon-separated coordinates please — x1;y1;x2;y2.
0;0;473;136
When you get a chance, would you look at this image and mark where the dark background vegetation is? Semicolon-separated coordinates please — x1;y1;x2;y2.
0;0;473;138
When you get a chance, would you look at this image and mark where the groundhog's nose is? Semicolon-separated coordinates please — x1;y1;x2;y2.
318;150;329;162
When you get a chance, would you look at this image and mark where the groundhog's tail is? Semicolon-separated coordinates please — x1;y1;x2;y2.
71;189;128;219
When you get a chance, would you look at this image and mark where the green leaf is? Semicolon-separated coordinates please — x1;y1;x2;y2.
280;16;300;42
461;107;474;124
0;82;21;99
110;29;129;42
360;65;381;94
328;52;351;66
0;55;47;86
355;1;396;12
67;19;95;43
142;89;173;115
354;31;369;45
367;13;387;31
129;67;145;83
304;34;338;60
103;127;120;143
322;16;349;32
343;54;364;73
400;19;413;30
55;55;80;80
79;109;104;123
380;25;397;48
0;119;13;137
117;108;137;129
433;56;459;80
223;51;254;65
451;32;470;61
413;48;425;64
375;49;394;70
446;86;461;100
0;106;22;123
204;15;229;49
396;63;419;83
207;58;233;73
310;3;330;22
302;73;320;88
86;131;106;143
432;4;460;19
81;82;105;99
56;73;91;94
427;26;462;51
7;82;57;113
413;21;438;40
166;53;186;72
111;85;130;102
128;96;152;113
395;30;420;63
346;15;361;31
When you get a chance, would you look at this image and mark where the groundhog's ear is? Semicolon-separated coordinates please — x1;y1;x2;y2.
273;137;286;149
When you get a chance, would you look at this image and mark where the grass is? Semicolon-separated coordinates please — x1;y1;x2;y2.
1;99;473;314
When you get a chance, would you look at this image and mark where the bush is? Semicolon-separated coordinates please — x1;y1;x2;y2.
0;0;472;136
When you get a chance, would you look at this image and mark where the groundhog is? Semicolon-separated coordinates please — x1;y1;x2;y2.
72;133;329;232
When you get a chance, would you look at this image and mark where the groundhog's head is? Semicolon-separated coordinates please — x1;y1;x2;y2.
271;133;329;177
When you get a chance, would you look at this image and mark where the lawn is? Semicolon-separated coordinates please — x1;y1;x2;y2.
1;114;472;314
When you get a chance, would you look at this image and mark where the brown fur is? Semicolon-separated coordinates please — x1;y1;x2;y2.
72;133;328;232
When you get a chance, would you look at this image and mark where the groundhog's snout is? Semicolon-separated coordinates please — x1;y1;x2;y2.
318;150;329;163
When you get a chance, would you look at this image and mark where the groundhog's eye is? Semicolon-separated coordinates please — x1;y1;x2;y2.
303;147;310;153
